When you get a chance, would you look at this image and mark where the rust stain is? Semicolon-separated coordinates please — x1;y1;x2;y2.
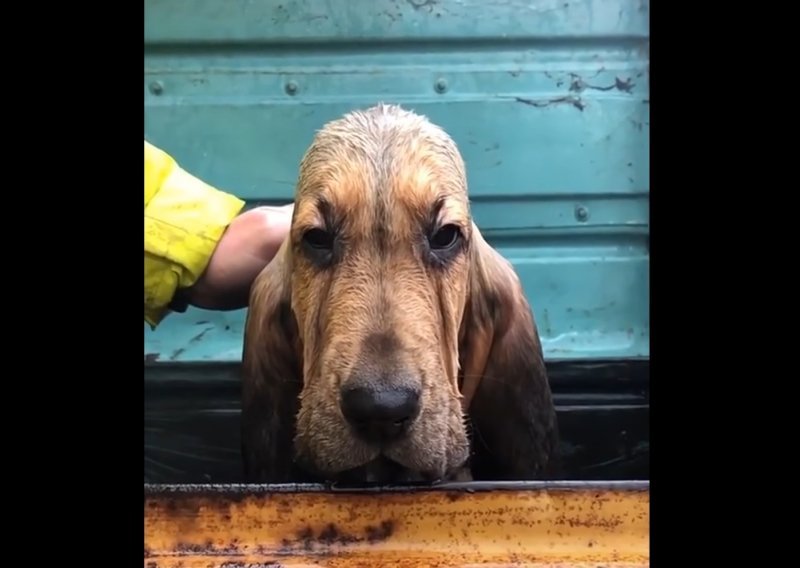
569;74;635;93
169;326;214;360
147;560;643;568
515;96;585;112
190;327;214;344
144;484;649;567
169;347;185;360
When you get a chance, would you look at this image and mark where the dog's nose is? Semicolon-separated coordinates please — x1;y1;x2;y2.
340;385;421;443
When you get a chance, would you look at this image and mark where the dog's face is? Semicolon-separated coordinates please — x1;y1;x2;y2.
288;106;472;481
242;104;558;485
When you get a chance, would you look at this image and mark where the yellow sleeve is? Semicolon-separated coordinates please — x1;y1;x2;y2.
145;140;245;329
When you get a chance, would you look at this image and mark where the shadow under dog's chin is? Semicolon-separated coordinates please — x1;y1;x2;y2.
295;455;474;487
322;456;471;487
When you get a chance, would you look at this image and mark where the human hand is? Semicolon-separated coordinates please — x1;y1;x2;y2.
183;204;293;311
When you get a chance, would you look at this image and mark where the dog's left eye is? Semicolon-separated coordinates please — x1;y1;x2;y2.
429;224;461;250
303;228;334;250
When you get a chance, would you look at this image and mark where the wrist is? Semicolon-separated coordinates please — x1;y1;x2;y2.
168;287;192;313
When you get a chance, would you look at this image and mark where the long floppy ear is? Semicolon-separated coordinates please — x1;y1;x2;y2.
458;224;560;480
240;239;305;483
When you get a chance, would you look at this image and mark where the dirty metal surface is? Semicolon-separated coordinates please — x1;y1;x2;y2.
144;0;650;364
144;481;649;568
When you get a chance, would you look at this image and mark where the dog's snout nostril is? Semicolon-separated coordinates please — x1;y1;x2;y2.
341;386;420;423
340;385;421;443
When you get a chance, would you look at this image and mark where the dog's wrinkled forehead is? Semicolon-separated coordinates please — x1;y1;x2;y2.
292;104;470;235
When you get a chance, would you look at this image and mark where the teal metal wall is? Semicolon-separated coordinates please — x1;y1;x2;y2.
144;0;649;363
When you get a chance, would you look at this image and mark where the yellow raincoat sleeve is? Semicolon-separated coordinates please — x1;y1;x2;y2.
145;140;245;329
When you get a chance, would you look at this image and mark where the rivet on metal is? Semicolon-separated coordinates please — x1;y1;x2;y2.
574;205;589;222
285;81;299;95
434;78;448;94
149;81;164;95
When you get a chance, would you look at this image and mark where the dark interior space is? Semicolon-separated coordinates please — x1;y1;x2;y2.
145;358;649;484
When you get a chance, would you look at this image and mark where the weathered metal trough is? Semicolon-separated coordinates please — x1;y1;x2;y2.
145;481;649;567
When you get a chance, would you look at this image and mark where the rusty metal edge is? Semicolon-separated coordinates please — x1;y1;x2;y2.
145;480;649;495
145;480;650;566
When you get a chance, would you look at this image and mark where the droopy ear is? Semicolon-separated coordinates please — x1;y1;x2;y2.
240;239;304;483
458;224;560;480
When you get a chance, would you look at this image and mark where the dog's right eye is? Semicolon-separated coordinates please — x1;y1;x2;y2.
302;228;334;250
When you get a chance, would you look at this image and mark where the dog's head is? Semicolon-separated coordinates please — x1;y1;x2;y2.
242;104;558;484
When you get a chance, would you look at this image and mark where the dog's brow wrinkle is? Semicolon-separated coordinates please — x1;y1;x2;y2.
363;332;401;357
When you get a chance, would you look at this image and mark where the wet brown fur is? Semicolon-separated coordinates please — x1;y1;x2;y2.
241;104;559;483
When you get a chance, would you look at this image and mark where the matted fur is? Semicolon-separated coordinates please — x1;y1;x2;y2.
241;104;559;484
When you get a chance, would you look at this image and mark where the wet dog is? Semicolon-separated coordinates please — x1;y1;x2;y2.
241;104;558;484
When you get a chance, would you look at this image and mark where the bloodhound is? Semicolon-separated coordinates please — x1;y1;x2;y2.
241;104;559;484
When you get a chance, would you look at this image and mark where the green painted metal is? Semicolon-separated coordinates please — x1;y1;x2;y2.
144;0;650;363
